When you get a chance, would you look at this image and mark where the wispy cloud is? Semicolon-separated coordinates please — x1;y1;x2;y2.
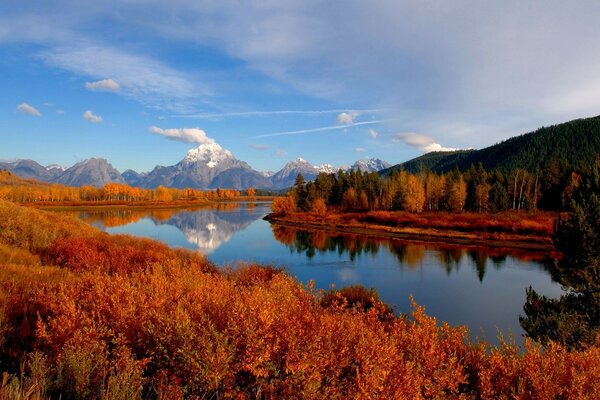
391;133;458;153
355;147;366;153
83;110;102;123
16;103;41;116
249;143;270;151
85;78;120;92
173;108;387;119
368;128;378;139
150;126;215;145
274;149;288;157
251;120;386;139
40;44;202;111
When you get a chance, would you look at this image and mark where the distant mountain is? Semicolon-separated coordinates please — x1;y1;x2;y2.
350;158;392;173
381;116;600;175
122;169;146;187
137;143;270;190
54;158;125;187
0;159;64;182
270;158;320;189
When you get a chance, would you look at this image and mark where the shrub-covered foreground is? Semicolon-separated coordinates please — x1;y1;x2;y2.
0;200;599;399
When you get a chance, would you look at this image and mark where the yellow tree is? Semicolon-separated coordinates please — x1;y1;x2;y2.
402;174;425;212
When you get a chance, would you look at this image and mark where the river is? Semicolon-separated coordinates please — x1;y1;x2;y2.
63;202;563;346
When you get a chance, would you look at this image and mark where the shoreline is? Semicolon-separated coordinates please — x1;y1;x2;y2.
264;213;556;253
21;197;275;211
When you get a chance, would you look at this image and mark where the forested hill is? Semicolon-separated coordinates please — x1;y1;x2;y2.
381;115;600;175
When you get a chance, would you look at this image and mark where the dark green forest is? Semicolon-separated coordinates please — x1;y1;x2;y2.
382;115;600;175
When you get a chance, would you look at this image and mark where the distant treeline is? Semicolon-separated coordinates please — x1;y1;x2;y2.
0;170;255;202
275;157;600;214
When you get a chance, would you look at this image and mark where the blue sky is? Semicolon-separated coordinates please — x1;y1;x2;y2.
2;1;600;173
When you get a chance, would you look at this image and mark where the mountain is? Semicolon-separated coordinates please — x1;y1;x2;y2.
54;158;125;187
137;142;270;190
122;169;146;187
0;159;64;182
350;158;392;173
270;158;320;189
381;116;600;175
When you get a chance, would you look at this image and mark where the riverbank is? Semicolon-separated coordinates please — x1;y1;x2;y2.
265;210;558;252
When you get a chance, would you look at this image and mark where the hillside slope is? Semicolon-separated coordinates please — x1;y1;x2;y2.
382;116;600;174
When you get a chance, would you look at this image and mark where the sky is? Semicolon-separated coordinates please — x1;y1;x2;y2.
2;1;600;173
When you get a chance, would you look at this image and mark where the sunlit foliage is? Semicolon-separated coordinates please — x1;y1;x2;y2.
0;200;599;398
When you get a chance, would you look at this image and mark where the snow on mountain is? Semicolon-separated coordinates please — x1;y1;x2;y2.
350;158;392;173
317;164;337;174
183;142;233;168
45;164;66;172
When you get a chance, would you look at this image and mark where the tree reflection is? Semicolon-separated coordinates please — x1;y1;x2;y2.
270;224;547;280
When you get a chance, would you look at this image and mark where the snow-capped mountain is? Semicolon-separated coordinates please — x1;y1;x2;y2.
2;150;392;190
46;164;66;172
137;143;271;189
317;164;337;174
182;142;233;168
349;158;392;173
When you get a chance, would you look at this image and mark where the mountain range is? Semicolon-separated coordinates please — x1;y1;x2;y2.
5;115;598;189
0;143;391;190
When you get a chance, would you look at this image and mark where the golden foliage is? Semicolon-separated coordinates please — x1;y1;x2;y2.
0;201;597;398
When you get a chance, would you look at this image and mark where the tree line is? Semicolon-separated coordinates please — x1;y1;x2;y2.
276;157;600;214
0;170;255;202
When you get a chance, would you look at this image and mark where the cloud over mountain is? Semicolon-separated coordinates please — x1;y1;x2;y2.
150;126;215;145
392;133;457;153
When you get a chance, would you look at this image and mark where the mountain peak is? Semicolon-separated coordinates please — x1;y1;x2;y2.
351;158;392;172
184;142;233;168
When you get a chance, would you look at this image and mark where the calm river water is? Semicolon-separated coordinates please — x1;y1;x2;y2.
65;202;563;345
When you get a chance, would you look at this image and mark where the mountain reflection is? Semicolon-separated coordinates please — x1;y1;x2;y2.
271;225;549;281
74;203;263;253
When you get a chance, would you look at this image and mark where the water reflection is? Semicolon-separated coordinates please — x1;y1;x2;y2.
59;204;564;345
271;225;551;282
72;203;264;253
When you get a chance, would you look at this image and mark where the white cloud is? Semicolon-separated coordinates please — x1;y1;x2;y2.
55;109;65;115
336;112;359;125
17;103;41;116
368;128;378;139
83;110;103;123
149;126;215;144
274;149;288;157
249;143;270;151
85;78;120;92
355;147;366;153
392;133;457;153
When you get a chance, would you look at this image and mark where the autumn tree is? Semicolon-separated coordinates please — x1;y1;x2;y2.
271;195;297;215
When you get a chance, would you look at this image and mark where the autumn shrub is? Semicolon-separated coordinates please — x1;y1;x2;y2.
320;285;394;321
0;202;598;398
270;195;296;215
311;197;327;216
41;234;216;275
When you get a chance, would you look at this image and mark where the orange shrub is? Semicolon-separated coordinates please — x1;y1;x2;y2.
0;201;598;398
271;195;296;215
